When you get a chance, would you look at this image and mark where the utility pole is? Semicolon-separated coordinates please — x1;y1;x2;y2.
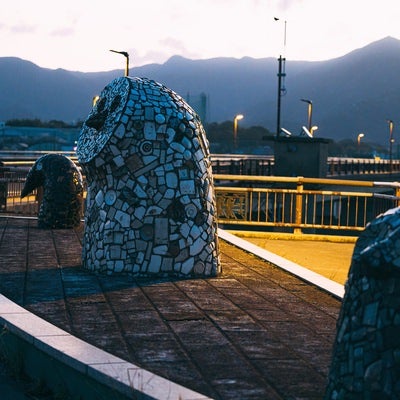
388;119;394;173
276;55;286;137
274;18;287;138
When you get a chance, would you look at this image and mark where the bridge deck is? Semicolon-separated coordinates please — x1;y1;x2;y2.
0;217;341;399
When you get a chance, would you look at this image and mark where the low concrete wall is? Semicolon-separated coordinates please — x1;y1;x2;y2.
0;294;210;400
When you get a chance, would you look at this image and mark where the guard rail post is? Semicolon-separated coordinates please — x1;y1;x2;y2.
294;178;304;234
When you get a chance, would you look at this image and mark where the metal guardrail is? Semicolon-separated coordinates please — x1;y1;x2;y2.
1;151;400;177
214;175;400;234
211;154;275;176
210;156;400;177
1;161;400;235
0;164;42;213
327;157;400;176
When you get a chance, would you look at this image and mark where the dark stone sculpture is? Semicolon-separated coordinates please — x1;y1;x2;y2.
77;76;220;277
21;154;83;228
325;207;400;399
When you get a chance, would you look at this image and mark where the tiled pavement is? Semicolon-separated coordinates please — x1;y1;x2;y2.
0;217;342;399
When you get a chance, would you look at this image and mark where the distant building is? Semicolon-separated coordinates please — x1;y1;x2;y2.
185;92;208;123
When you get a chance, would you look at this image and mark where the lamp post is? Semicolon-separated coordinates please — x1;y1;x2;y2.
109;50;130;77
311;126;318;136
233;114;244;150
357;133;364;154
357;133;364;155
301;99;313;134
92;95;100;106
387;120;394;172
357;133;364;146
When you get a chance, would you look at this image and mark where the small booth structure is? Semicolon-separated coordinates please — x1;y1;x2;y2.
273;136;331;178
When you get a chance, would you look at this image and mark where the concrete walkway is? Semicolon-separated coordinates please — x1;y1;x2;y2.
232;231;356;285
0;217;343;399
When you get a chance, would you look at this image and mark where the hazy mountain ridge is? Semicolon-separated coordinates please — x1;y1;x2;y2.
1;36;400;145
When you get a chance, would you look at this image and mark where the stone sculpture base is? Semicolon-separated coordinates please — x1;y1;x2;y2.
325;207;400;399
21;154;83;229
77;77;220;277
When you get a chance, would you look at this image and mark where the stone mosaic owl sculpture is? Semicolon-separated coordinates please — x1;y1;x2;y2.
77;77;220;277
325;207;400;399
21;154;83;228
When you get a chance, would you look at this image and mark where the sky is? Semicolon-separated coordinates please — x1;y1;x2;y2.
2;0;400;72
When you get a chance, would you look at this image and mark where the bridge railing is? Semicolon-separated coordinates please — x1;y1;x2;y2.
1;161;400;235
327;157;400;176
2;151;400;177
214;175;400;234
0;166;38;214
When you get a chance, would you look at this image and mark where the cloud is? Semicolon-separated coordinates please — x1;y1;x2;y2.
160;37;188;53
160;37;200;58
10;23;36;34
50;27;75;37
276;0;304;10
130;37;201;66
132;50;170;66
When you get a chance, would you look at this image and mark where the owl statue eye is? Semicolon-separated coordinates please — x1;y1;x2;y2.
96;97;106;112
84;108;108;131
110;95;121;113
77;78;129;163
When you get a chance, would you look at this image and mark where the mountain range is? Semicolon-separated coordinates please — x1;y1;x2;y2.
1;36;400;146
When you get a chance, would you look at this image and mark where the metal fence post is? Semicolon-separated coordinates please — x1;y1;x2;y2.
294;178;303;234
396;186;400;207
0;180;7;212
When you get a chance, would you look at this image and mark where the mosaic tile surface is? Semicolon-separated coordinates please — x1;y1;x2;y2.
77;77;220;277
325;207;400;399
21;154;83;228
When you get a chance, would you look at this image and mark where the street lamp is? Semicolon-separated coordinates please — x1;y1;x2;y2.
301;99;313;134
357;133;364;156
233;114;244;150
310;126;318;136
92;95;100;106
357;133;364;146
109;49;130;77
387;120;394;172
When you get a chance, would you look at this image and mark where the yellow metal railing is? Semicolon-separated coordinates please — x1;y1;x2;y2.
2;167;400;235
214;175;400;234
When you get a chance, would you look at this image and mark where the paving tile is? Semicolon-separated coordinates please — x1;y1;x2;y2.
89;362;212;400
144;360;215;398
212;377;282;400
255;358;329;399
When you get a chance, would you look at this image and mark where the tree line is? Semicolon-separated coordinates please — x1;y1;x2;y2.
5;118;81;129
3;118;391;158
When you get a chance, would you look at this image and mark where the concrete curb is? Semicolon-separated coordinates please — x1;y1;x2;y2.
0;295;211;400
218;229;345;299
225;229;358;244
